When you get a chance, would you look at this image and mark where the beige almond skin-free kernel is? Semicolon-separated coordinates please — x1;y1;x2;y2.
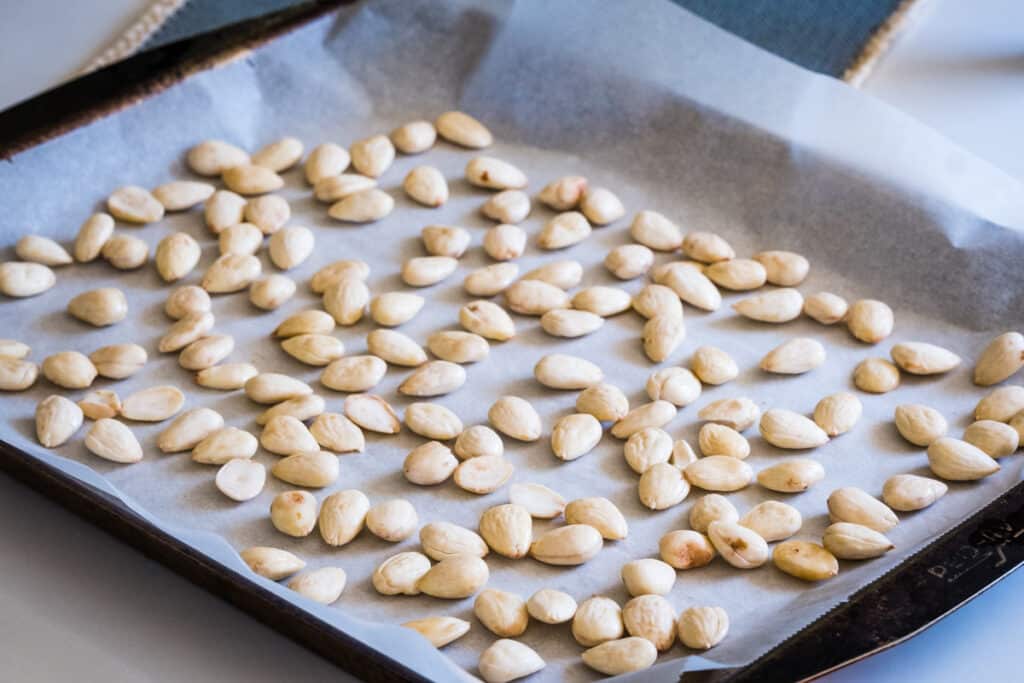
42;351;97;389
890;341;961;375
756;459;826;493
483;223;527;261
509;483;565;519
705;258;767;291
318;489;370;546
646;367;701;407
927;437;1001;481
366;328;427;366
974;332;1024;386
478;639;545;683
813;392;862;436
435;111;493;148
685;455;753;492
405;402;462;440
74;213;115;263
698;397;760;431
84;418;142;463
0;340;30;359
740;500;802;542
531;524;603;565
581;187;625;225
827;487;899;531
419;522;489;561
216;459;267;502
847;299;894;343
165;285;211;320
260;415;318;455
390;120;436;154
678;606;730;650
222;163;284;196
68;288;128;327
853;358;901;393
402;616;470;648
372;551;431;596
582;637;658;677
773;541;839;581
281;334;344;367
572;596;624;647
803;291;849;324
275;310;335;340
313;174;376;203
244;373;312;404
240;546;304;581
975;385;1024;422
454;425;504;460
328;188;395;223
427;331;489;364
504;279;570;316
698;423;750;459
612;400;676;439
204;189;247;234
401;255;458;287
677;441;701;468
474;589;529;637
638;463;690;510
464;263;519;297
538;175;587;211
191;427;258;465
157;407;224;453
251;136;304;172
760;408;830;449
309;412;364;453
35;395;83;448
622;595;677;652
256;394;325;427
107;185;164;223
78;393;119;419
344;394;401;434
690;494;739;533
659;529;716;569
365;499;418;542
323;278;369;326
642;314;686;363
202;253;261;293
527;589;577;624
605;243;654;280
523;259;583;289
538;211;591;249
632;283;683;320
624;427;673;473
188;139;249;176
691;345;738;385
460;300;516;341
881;474;948;511
249;274;296;310
465;156;528;190
268;226;314;270
576;382;629;421
416;555;490;599
304;142;350;184
822;522;895;560
659;263;722;312
707;520;769;569
621;558;676;597
963;419;1019;457
196;362;259;391
270;490;318;537
16;235;72;267
481;190;530;225
760;337;826;375
733;288;804;323
102;234;149;270
404;165;449;207
0;261;56;297
219;223;263;256
310;259;369;293
403;441;458;486
421;225;470;258
479;503;532;559
534;353;602;390
272;450;339;488
488;396;541;442
119;384;184;423
454;455;514;494
179;334;234;371
287;566;346;606
155;232;201;282
572;285;633;317
399;360;467;397
753;250;809;286
682;232;735;263
565;497;628;540
630;210;683;251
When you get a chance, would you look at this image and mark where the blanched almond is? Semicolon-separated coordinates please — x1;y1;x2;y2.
827;487;898;531
464;263;519;297
672;439;699;467
505;279;569;315
367;329;427;366
249;274;295;310
435;111;492;148
479;640;545;683
740;500;802;541
707;521;768;569
489;396;541;441
538;211;590;249
638;463;690;510
480;503;533;559
532;524;603;565
565;497;628;540
417;555;489;599
882;474;947;511
685;456;752;492
847;299;894;343
632;283;683;320
927;437;1000;481
572;596;623;647
604;244;653;280
102;234;150;270
698;423;749;458
974;332;1024;386
402;255;458;287
280;334;343;367
757;459;825;493
891;341;961;375
310;259;369;293
222;163;284;195
621;559;676;598
319;489;370;546
16;235;71;266
239;546;303;581
73;213;114;263
192;427;257;465
67;287;128;327
698;397;760;431
85;418;142;463
188;140;248;176
421;225;469;258
399;360;466;397
179;334;233;371
323;278;369;326
272;450;339;488
475;589;529;638
328;188;394;223
963;419;1019;457
420;522;489;561
659;529;715;569
373;552;430;595
760;337;825;374
41;351;96;389
509;483;565;519
690;346;738;385
643;314;686;363
624;427;673;473
465;156;527;190
706;258;767;291
460;300;516;340
154;232;200;282
405;402;462;440
630;211;682;251
270;490;317;537
455;425;504;460
689;494;739;533
204;189;246;234
534;353;602;390
107;185;163;223
659;264;721;312
581;187;625;225
202;253;260;293
304;142;350;184
195;362;258;390
78;390;121;420
344;394;400;434
481;190;530;224
288;566;346;605
164;285;211;320
454;455;514;494
527;589;577;624
822;522;894;560
310;412;364;453
773;541;838;581
803;291;848;324
975;385;1024;421
853;358;901;393
256;394;324;426
35;395;83;448
612;400;676;439
733;288;803;323
551;413;603;461
577;382;629;421
682;231;734;263
572;285;633;317
678;606;729;650
251;136;303;172
622;596;676;652
215;459;266;502
244;373;311;404
522;259;582;289
753;250;809;286
483;223;526;261
218;222;263;256
268;226;314;270
313;174;376;202
0;262;55;297
260;415;318;455
390;120;436;154
813;392;862;436
760;409;829;449
157;407;223;453
366;499;418;541
402;616;470;648
403;165;448;206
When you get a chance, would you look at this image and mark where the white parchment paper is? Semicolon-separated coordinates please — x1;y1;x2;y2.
1;1;1023;681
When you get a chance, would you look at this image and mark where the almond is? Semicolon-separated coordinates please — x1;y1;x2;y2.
436;111;492;148
464;263;519;297
622;595;676;652
760;409;830;449
621;559;675;597
390;120;436;154
659;529;715;569
202;253;261;293
773;541;838;581
281;334;344;367
454;455;514;494
565;497;628;540
215;459;266;502
402;616;470;648
632;283;683;320
349;135;396;178
733;288;803;323
803;291;849;324
318;489;370;547
218;223;263;255
672;439;699;467
529;524;604;564
244;373;311;404
304;143;350;184
539;308;603;338
239;546;303;580
89;343;146;379
582;637;657;676
474;589;529;637
534;353;602;389
270;490;317;537
310;412;364;453
401;256;458;287
581;187;625;225
465;156;527;190
421;225;470;258
188;140;248;176
157;407;224;453
256;394;324;426
678;606;729;649
522;259;583;289
454;425;504;460
403;441;458;485
572;596;624;647
288;566;346;605
179;334;234;371
154;232;200;282
891;341;961;375
67;287;128;327
572;286;633;317
642;314;686;363
164;286;211;320
576;382;629;421
323;278;369;325
478;640;544;683
328;188;394;222
509;483;565;519
963;419;1019;457
427;330;489;364
698;423;750;459
481;190;530;224
204;190;247;234
659;264;721;311
404;165;448;207
195;363;259;390
260;415;318;455
753;250;809;286
881;474;948;511
538;175;587;210
35;395;83;448
691;346;738;385
272;450;339;488
366;499;418;541
417;555;489;599
192;427;257;465
107;185;163;223
85;418;142;463
0;261;55;297
682;232;735;263
373;552;430;595
756;459;825;493
685;455;753;492
630;211;682;251
15;235;71;266
310;259;369;294
822;522;894;560
538;211;591;249
399;360;466;397
344;393;400;434
41;351;96;389
460;300;516;340
707;520;768;569
853;358;901;393
73;213;115;262
689;494;739;533
927;437;1000;481
827;487;899;531
760;337;826;374
489;396;541;441
638;462;690;509
698;397;760;431
705;258;767;291
483;223;527;260
405;402;462;440
605;244;654;280
504;279;569;315
612;400;676;439
420;522;489;561
313;174;376;202
251;136;303;172
974;332;1024;386
479;504;532;559
222;163;284;195
321;355;387;393
740;500;802;542
813;392;862;436
975;385;1024;421
527;589;577;624
847;299;894;343
249;274;295;310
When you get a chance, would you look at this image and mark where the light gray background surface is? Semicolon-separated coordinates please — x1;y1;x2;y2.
0;1;1022;682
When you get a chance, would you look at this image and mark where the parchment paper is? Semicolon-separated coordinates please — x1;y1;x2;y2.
2;1;1024;681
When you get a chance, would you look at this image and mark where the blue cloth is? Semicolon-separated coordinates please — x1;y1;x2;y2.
146;0;903;77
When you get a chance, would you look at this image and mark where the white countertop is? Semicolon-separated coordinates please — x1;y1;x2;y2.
0;1;1021;681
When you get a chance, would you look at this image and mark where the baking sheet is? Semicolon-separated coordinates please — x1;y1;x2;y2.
2;1;1024;681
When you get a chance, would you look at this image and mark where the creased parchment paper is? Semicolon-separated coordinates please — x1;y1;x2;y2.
1;1;1023;681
